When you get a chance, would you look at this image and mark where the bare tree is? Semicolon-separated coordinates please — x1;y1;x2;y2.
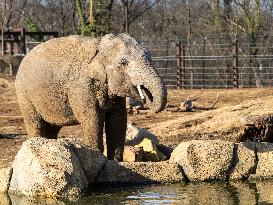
232;0;273;87
0;0;14;30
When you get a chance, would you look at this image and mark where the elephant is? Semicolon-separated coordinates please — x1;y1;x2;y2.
15;33;167;161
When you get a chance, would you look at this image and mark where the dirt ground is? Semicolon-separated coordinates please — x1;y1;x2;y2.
1;76;273;168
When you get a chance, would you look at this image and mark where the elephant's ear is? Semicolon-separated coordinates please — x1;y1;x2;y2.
87;34;123;83
85;34;116;83
97;33;126;62
87;53;107;83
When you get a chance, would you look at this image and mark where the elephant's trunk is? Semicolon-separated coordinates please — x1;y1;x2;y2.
137;66;167;113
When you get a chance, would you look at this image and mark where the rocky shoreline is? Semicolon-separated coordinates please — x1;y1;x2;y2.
2;136;273;198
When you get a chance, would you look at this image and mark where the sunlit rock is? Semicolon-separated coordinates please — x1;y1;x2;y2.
250;142;273;179
0;167;12;193
0;193;11;205
170;140;234;181
97;161;184;184
229;142;256;180
256;181;273;204
9;137;106;197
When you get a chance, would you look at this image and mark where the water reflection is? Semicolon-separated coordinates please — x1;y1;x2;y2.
2;181;273;205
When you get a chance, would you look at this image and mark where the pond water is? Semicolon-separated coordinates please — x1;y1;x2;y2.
2;181;273;205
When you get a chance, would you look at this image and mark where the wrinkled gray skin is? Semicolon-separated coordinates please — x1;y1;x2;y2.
15;33;167;161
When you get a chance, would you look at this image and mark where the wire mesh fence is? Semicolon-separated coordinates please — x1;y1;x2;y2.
1;31;272;89
143;35;273;89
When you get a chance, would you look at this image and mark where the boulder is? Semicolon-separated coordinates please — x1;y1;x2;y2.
170;140;234;181
0;167;12;193
123;146;144;162
126;124;159;146
123;139;168;162
0;193;11;205
9;138;106;197
249;142;273;179
96;161;184;184
255;181;273;203
229;142;256;180
135;138;167;161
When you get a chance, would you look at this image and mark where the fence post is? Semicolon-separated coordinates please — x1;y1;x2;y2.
202;37;206;88
1;29;4;55
176;41;182;89
181;45;186;88
20;28;26;54
232;35;239;88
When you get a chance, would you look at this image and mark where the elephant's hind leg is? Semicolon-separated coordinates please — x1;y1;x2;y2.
17;92;42;138
17;89;60;139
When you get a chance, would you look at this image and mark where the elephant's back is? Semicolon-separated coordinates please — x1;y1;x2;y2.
17;35;99;88
18;35;99;75
15;35;99;125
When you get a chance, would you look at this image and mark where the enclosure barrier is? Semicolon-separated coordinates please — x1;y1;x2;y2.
175;35;241;89
0;31;272;89
0;28;58;55
145;35;273;89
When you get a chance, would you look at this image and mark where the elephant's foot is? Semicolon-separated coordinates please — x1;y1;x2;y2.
107;146;124;161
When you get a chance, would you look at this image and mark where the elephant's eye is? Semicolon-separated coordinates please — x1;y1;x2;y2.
120;59;128;66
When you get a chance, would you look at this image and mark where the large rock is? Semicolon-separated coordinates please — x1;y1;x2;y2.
123;139;168;162
0;167;12;193
126;124;159;146
170;140;234;181
96;161;184;184
250;142;273;179
123;146;144;162
229;142;256;180
0;193;11;205
255;181;273;203
9;138;106;197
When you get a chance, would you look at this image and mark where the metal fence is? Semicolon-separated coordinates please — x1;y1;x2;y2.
1;31;272;89
144;35;273;89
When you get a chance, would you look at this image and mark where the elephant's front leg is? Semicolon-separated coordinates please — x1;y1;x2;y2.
105;97;127;161
69;84;105;152
81;108;105;152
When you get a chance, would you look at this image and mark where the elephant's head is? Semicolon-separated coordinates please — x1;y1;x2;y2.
89;33;167;113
